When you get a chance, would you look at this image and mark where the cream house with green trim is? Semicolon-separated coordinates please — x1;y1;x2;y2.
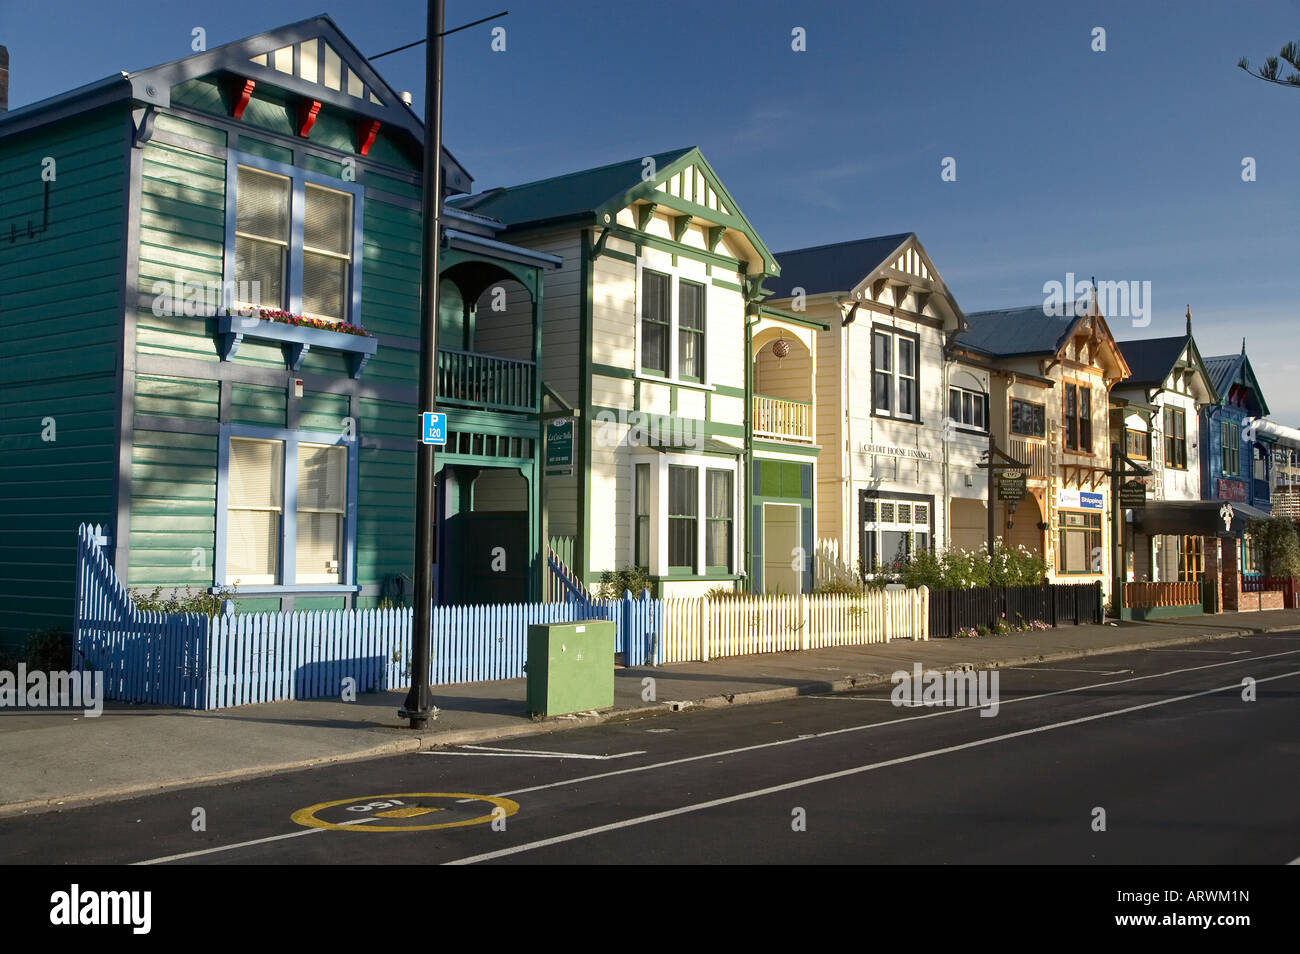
450;148;792;596
765;234;967;580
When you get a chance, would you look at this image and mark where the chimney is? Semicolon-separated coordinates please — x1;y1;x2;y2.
0;46;9;113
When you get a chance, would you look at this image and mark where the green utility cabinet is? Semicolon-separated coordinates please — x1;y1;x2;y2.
526;620;615;717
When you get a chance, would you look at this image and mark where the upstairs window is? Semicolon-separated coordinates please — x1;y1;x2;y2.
1011;399;1046;438
1064;383;1092;453
1163;407;1187;469
302;184;354;322
1124;428;1150;460
638;267;706;382
872;327;920;422
948;386;987;431
1221;421;1240;476
234;167;290;310
227;154;361;325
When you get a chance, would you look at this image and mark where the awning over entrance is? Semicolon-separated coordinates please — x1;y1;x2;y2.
1133;500;1272;538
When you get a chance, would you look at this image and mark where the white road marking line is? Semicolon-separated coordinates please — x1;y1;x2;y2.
809;696;967;705
444;669;1300;865
1146;649;1251;655
1003;666;1132;674
133;816;378;865
133;648;1300;864
424;745;645;760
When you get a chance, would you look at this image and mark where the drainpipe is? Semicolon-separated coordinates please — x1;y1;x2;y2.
836;296;857;577
744;289;760;593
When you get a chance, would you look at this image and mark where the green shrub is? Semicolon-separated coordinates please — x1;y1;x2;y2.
705;584;747;600
596;566;654;600
812;578;866;596
24;628;72;671
128;584;235;617
1247;516;1300;577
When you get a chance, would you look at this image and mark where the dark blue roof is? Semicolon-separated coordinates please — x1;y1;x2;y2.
1203;353;1242;396
1113;335;1188;387
765;233;913;299
953;305;1081;357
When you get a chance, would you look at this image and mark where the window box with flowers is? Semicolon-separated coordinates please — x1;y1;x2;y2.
217;307;377;378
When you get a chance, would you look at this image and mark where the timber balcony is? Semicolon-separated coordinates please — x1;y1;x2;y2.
1008;437;1050;478
437;348;536;412
753;394;814;443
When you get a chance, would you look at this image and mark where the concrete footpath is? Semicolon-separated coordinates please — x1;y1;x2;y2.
2;609;1298;817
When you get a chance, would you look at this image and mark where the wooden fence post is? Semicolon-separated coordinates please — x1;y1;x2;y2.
698;596;709;662
798;593;810;651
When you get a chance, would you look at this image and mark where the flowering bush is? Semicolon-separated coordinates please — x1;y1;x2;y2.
226;306;373;338
896;542;1047;590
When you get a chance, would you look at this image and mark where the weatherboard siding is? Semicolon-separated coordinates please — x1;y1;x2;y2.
0;106;129;645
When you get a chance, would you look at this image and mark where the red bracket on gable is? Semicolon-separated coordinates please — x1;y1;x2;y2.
357;119;382;157
231;79;256;120
297;99;322;138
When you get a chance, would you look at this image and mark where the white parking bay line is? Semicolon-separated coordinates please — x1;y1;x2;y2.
444;669;1300;865
133;817;378;865
1003;667;1133;674
423;745;646;760
1146;649;1251;655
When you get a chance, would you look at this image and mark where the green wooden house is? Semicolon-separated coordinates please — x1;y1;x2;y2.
0;16;561;648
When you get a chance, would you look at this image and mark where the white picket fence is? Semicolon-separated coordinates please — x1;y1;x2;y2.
660;588;928;663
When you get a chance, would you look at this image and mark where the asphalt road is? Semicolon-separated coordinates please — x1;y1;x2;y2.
3;633;1298;865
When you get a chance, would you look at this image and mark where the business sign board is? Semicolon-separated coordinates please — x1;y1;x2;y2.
546;417;574;476
1057;488;1104;510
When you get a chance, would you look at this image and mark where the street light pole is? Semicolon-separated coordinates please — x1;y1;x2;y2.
400;0;446;729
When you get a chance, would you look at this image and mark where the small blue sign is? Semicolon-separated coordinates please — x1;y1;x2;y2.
1079;491;1103;510
421;411;447;445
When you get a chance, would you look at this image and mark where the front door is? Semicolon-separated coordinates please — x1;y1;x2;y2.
444;511;529;605
762;503;802;595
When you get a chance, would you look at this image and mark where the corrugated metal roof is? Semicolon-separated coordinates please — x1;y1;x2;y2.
1113;335;1187;387
1203;353;1242;395
447;148;695;230
765;233;912;299
953;305;1080;357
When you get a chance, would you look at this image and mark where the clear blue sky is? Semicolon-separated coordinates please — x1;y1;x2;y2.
4;0;1297;418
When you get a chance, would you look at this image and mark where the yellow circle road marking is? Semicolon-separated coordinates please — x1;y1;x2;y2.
291;793;519;833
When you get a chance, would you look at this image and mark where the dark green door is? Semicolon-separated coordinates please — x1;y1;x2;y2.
444;511;529;605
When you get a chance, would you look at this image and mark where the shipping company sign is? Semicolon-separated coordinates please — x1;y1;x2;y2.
1057;489;1103;510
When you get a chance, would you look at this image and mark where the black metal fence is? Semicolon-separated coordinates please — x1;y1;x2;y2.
929;582;1103;637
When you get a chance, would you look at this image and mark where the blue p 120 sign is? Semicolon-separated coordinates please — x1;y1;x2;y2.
421;411;447;445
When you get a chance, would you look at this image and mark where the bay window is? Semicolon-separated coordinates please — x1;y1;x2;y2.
632;457;738;576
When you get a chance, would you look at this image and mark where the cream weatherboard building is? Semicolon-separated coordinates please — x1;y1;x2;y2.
450;148;791;597
764;234;974;579
950;301;1131;604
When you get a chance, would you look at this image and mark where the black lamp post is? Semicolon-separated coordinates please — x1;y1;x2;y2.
397;2;508;728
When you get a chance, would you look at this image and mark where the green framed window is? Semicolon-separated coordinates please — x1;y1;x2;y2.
640;270;671;376
1057;510;1102;574
705;469;733;570
635;463;650;568
668;465;698;571
678;280;705;382
1221;421;1239;476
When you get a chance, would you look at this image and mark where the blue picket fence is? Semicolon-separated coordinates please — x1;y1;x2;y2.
73;525;663;710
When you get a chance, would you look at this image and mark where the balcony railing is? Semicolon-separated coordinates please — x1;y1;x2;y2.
438;348;536;412
753;394;813;443
1008;437;1050;478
